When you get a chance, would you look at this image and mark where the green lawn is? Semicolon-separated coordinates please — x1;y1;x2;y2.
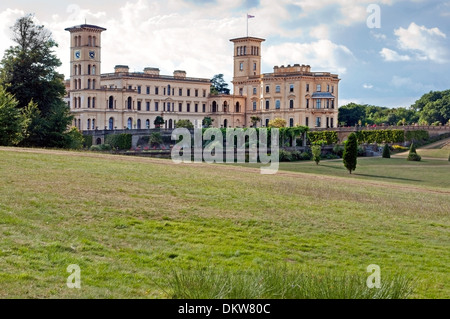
0;147;449;298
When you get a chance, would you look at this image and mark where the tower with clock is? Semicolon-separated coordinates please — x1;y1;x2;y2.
65;24;106;113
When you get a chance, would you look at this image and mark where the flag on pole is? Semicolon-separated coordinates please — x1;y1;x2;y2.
247;14;255;19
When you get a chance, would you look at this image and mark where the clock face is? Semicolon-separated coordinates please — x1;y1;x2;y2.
74;50;81;60
89;51;95;59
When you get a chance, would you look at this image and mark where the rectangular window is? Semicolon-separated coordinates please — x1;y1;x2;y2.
290;84;294;93
316;117;321;127
146;102;150;111
316;100;321;109
240;62;244;71
253;87;257;95
128;85;132;90
289;100;294;109
137;86;141;94
155;87;159;95
195;89;198;97
179;103;182;112
265;118;269;127
239;88;243;96
203;90;206;97
327;85;330;92
306;99;309;109
92;98;95;108
331;118;334;128
317;84;321;92
331;100;335;109
331;85;334;93
327;100;330;109
306;117;309;127
179;88;183;96
276;100;281;109
253;101;257;111
195;104;198;113
203;104;206;113
187;103;190;112
290;118;294;127
306;84;310;92
155;102;159;111
187;89;191;97
265;100;270;109
253;63;257;71
163;102;166;112
164;88;166;95
275;85;281;93
137;101;141;111
147;86;150;95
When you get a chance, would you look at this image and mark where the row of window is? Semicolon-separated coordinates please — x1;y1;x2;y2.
73;78;97;90
257;117;335;128
252;99;335;110
73;64;96;76
306;84;334;93
250;83;335;95
127;85;207;97
236;46;259;56
73;35;97;47
73;97;97;109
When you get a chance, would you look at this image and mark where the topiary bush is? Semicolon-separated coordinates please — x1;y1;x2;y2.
382;144;391;158
407;152;422;161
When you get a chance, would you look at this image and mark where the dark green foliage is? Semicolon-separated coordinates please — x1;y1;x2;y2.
382;144;391;159
333;145;344;157
409;143;417;154
154;116;164;128
64;127;84;149
210;74;230;95
0;15;73;147
202;117;213;128
149;132;163;147
90;144;112;152
405;130;429;142
308;131;338;145
279;150;293;162
105;134;132;150
83;135;93;149
343;133;358;174
175;119;194;129
354;130;405;144
407;143;421;161
413;90;450;125
311;145;321;165
0;86;27;146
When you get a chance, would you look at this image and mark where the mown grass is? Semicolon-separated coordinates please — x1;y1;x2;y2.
0;147;449;298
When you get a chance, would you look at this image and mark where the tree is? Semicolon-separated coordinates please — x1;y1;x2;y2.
0;15;73;147
210;74;230;95
311;145;321;165
175;119;194;129
154;116;164;128
407;143;421;162
338;103;367;126
250;116;261;128
343;133;358;174
202;117;213;128
268;118;287;128
382;144;391;158
0;86;27;146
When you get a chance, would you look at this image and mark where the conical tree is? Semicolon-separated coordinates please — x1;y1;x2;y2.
343;133;358;174
382;144;391;158
409;143;417;154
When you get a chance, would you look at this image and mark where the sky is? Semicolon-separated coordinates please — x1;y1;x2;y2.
0;0;449;108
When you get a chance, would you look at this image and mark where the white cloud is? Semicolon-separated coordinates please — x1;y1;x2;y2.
390;75;433;92
380;48;411;61
394;22;448;63
0;8;25;53
263;40;355;74
310;24;329;39
363;83;373;89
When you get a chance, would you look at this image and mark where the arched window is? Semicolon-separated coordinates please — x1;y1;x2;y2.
87;97;91;108
127;97;132;110
235;102;240;113
223;101;228;113
96;138;101;145
74;80;78;90
167;85;171;96
146;119;150;129
92;80;96;90
168;119;173;129
127;117;133;129
87;119;91;130
87;79;91;89
92;97;96;108
109;96;114;109
88;65;91;75
137;119;141;129
78;79;81;90
78;65;82;75
212;101;217;113
74;65;77;76
92;119;95;130
74;119;77;127
109;117;114;130
92;65;96;75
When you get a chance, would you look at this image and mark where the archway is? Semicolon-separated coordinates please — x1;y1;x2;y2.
212;101;217;113
109;117;114;130
127;118;133;129
96;138;102;145
235;102;240;113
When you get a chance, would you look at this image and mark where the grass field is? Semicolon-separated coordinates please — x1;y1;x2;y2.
0;147;449;298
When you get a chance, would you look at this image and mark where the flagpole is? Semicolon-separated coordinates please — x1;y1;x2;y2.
246;13;248;37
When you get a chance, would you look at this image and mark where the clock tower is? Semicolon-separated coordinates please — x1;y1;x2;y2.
65;24;106;111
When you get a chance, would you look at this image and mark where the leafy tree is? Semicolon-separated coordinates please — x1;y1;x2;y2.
311;145;321;165
210;74;230;95
0;15;73;147
268;118;286;128
382;144;391;158
338;103;367;126
149;132;163;147
250;116;261;128
154;116;164;128
343;133;358;174
0;86;28;146
202;117;213;128
175;119;194;129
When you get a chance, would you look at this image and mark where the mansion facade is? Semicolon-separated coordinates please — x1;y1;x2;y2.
65;24;339;131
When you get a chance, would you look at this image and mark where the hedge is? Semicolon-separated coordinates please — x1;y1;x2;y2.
308;131;338;145
83;135;93;149
405;130;429;142
105;133;132;150
355;130;405;143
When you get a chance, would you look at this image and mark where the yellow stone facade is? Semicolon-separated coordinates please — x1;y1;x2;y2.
65;24;339;131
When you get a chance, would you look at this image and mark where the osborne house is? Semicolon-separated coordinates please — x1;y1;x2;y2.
65;24;340;131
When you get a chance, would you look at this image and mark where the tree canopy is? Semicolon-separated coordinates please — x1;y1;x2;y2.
210;74;230;95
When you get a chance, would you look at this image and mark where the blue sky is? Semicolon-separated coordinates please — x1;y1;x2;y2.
0;0;449;108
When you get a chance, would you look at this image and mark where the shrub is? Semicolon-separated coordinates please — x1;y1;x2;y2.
382;144;391;158
311;145;321;165
279;150;293;162
407;152;422;161
149;132;163;147
308;131;338;145
105;134;132;150
83;135;93;149
357;146;365;157
89;145;101;152
333;145;344;157
409;143;417;154
405;130;429;142
325;154;340;160
343;133;358;174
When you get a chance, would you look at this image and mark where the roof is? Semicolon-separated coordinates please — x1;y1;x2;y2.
230;36;265;43
311;92;335;99
65;24;107;32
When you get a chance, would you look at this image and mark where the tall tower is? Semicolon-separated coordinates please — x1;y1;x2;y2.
65;24;106;112
230;37;265;82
